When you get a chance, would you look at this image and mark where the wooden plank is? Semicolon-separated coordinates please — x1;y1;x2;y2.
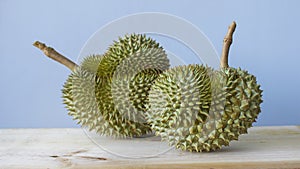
0;126;300;169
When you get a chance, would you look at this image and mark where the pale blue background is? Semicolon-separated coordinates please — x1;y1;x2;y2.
0;0;299;128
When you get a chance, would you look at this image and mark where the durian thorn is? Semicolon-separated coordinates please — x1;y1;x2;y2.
220;21;236;69
33;41;78;71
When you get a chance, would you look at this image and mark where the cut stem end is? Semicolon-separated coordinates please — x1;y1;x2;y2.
33;41;78;71
220;21;236;68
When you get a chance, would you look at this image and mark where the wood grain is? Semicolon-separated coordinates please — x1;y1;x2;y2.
0;126;300;169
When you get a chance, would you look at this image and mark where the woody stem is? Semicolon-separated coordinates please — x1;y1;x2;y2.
33;41;78;71
220;21;236;68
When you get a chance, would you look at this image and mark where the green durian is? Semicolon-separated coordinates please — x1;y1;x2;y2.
146;64;217;152
61;55;121;136
97;34;169;77
33;34;170;138
216;67;263;136
146;21;263;152
95;34;170;137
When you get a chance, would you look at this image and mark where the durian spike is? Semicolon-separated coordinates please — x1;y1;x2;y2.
220;21;236;68
33;41;78;71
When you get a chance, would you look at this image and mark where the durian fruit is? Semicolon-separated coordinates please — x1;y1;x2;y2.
32;41;112;134
146;21;263;152
61;55;122;136
95;34;170;137
146;64;215;152
33;34;170;138
216;67;263;136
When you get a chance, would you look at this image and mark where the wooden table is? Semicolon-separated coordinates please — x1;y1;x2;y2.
1;126;299;169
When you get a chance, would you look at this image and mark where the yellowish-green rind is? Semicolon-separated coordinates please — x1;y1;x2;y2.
62;55;123;136
146;64;213;151
221;67;263;135
95;34;170;137
97;34;169;77
146;64;263;152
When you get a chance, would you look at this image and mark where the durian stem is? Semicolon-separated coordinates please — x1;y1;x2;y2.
33;41;78;71
220;21;236;68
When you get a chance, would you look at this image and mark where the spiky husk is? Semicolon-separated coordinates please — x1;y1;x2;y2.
80;55;104;73
95;34;170;137
146;64;263;152
62;55;122;136
220;67;263;135
97;34;169;77
146;65;213;151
